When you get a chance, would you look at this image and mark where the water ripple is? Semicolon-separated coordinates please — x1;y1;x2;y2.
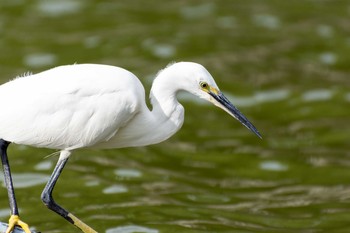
260;160;289;171
103;184;128;194
302;89;333;102
114;168;142;178
0;173;49;188
106;225;159;233
36;0;84;17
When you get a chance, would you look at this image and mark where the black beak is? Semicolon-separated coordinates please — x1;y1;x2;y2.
209;92;262;139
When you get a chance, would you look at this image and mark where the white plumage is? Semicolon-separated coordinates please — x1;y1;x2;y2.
0;64;139;149
0;62;261;233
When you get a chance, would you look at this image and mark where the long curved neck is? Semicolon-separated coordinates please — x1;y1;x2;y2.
147;72;185;143
100;71;185;149
94;70;185;149
150;76;179;119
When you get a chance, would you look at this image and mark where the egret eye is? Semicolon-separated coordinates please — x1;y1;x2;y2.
200;81;209;90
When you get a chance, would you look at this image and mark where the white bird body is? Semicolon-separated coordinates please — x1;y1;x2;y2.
0;62;261;233
0;63;187;150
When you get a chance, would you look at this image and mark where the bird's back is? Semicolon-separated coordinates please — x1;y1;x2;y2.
0;64;145;150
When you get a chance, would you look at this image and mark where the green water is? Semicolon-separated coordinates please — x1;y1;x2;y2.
0;1;350;232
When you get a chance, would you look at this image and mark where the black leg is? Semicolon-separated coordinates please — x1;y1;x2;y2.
0;139;31;233
41;154;72;223
41;151;97;233
0;139;18;216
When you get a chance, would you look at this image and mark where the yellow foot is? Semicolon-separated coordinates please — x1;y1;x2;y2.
68;213;97;233
5;215;31;233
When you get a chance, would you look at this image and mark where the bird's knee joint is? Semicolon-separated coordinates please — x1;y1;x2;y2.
41;191;53;207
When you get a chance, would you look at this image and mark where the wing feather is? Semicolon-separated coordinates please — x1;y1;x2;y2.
0;64;144;150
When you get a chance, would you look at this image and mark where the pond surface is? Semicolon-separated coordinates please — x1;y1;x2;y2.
0;1;350;232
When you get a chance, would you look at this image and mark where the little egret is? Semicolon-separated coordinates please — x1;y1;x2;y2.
0;62;261;233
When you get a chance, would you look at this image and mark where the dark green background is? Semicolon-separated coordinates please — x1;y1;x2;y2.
0;1;349;232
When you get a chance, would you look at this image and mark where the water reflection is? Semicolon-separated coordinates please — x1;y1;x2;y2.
259;160;288;171
180;3;215;20
0;173;49;188
114;168;142;178
103;185;128;194
34;160;53;171
0;0;349;232
302;89;333;102
106;225;158;233
252;14;281;30
36;0;84;17
23;53;57;68
142;39;176;59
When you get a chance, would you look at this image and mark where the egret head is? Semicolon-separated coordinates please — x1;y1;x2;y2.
172;62;262;139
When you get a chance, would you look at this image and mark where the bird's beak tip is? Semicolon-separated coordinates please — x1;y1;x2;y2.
209;91;262;139
255;131;263;139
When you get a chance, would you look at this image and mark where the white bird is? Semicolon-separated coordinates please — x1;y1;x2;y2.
0;62;261;233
